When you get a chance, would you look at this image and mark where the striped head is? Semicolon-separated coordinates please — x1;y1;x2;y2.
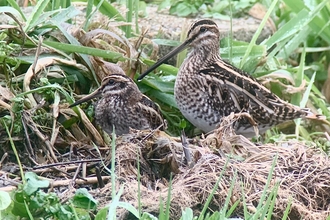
137;19;220;80
70;74;139;107
186;19;220;48
101;74;138;97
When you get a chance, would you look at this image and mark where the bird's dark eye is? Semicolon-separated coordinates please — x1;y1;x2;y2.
200;27;207;33
108;79;115;85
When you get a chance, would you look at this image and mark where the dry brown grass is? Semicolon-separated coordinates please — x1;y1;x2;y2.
91;114;330;219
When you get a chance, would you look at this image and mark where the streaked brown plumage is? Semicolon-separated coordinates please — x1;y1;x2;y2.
70;74;164;135
138;19;322;137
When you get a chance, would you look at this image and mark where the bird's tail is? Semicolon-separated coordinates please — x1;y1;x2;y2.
300;108;326;120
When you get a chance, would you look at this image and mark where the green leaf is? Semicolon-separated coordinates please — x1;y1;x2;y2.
57;205;74;219
158;0;171;11
51;5;82;23
95;207;108;220
170;2;198;17
0;191;11;211
142;78;174;93
141;58;179;75
23;172;50;195
117;202;139;218
152;90;177;108
140;212;158;220
12;192;28;217
181;207;194;220
72;188;98;210
43;40;126;61
273;26;311;59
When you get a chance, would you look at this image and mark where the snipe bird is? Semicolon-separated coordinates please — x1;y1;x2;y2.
138;19;322;137
70;74;164;135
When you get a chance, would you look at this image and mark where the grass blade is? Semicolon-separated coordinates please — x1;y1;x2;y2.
93;0;125;21
43;40;126;61
283;0;330;44
240;0;279;68
5;0;26;20
24;0;50;32
198;158;229;220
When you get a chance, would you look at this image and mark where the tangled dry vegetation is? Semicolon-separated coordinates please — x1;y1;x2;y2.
97;115;330;219
0;7;330;220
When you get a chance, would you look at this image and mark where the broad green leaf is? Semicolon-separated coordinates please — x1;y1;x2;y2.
117;202;139;218
152;90;177;108
141;58;179;75
181;207;194;220
72;188;98;210
95;207;108;220
0;191;11;211
23;172;49;195
141;78;174;93
158;0;171;11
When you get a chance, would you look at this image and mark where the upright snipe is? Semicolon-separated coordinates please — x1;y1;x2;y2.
138;19;322;137
70;74;164;135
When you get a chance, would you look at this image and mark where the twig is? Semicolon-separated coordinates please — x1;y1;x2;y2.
32;36;43;75
324;132;330;142
0;186;16;192
95;165;105;188
0;153;8;167
139;120;166;143
33;159;102;169
51;176;110;187
53;167;86;181
32;164;96;174
21;113;35;159
82;162;87;179
23;111;58;163
181;130;194;168
0;174;20;186
72;163;82;186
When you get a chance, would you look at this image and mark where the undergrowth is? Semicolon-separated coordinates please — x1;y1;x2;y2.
0;0;329;219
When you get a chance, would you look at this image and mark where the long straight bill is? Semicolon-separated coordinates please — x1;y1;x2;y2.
69;89;102;108
137;40;190;81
